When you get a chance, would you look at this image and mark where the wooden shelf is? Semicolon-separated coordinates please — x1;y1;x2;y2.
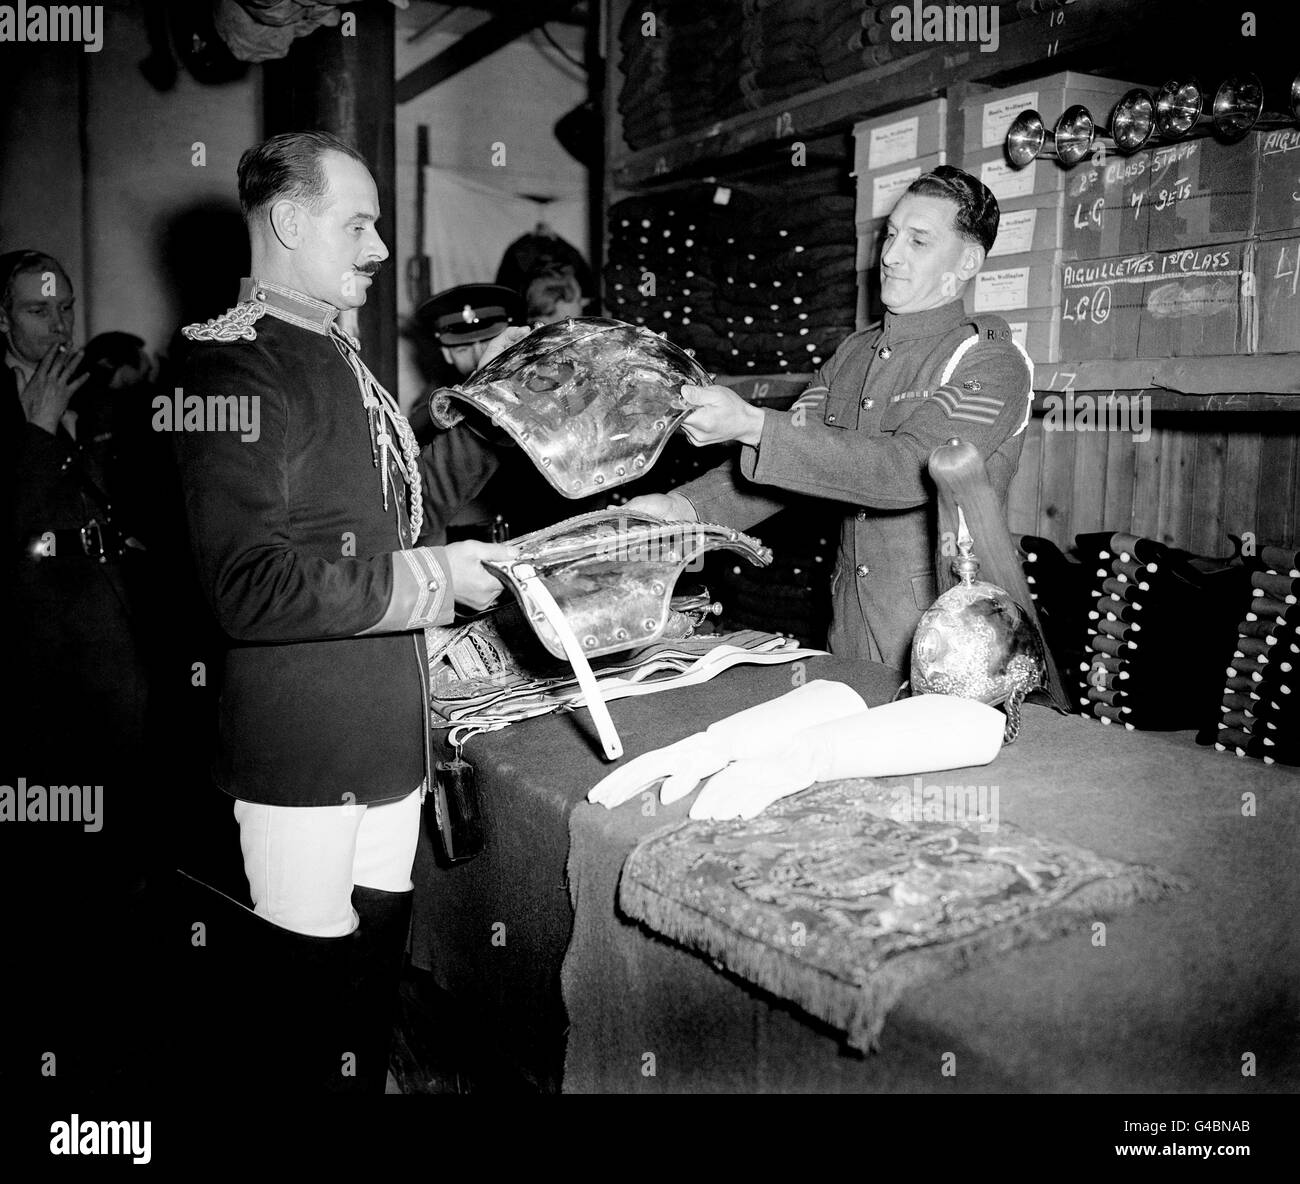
610;0;1169;187
718;365;1300;411
1033;356;1300;405
716;372;813;408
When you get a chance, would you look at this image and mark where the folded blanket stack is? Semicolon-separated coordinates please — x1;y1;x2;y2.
617;1;1040;153
714;169;859;374
617;0;746;151
604;165;858;377
604;188;732;374
705;502;839;646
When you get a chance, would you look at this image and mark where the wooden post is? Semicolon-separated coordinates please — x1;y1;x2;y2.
264;3;397;393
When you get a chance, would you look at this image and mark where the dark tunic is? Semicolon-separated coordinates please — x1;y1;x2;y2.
677;300;1033;670
176;286;482;808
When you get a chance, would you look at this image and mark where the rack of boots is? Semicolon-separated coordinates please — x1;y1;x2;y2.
1017;533;1098;704
1076;532;1251;732
1212;545;1300;765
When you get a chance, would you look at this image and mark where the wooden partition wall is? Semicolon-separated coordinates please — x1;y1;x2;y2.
1007;411;1300;559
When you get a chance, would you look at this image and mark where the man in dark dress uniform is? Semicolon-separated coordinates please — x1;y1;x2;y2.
174;131;522;1092
625;166;1034;670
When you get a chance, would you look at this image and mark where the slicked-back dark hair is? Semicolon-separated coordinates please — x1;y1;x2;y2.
0;249;66;313
904;165;1000;254
236;130;370;224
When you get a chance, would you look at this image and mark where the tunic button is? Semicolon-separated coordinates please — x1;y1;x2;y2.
860;397;874;410
856;564;870;577
879;346;892;359
826;413;837;423
856;510;867;521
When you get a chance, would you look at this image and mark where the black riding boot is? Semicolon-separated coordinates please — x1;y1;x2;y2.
346;885;414;1093
173;872;409;1095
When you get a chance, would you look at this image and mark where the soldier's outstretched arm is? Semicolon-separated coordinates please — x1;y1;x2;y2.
735;337;1032;510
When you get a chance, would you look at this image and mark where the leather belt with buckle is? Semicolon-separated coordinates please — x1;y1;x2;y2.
23;519;126;563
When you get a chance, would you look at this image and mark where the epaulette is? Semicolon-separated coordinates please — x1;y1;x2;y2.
181;300;267;343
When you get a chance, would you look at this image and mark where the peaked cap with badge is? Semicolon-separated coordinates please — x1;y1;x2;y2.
415;283;524;346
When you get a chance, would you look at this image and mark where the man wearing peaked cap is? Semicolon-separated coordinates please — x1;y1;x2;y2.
415;282;524;378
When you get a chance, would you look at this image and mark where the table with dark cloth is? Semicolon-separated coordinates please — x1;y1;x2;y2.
409;656;1300;1093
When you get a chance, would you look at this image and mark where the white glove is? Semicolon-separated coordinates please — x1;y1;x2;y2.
586;680;866;808
689;695;1006;820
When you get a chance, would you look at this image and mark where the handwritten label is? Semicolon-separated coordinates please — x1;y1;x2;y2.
872;166;922;219
981;157;1035;202
990;208;1038;256
974;266;1030;312
1259;235;1300;351
982;92;1038;149
868;116;919;169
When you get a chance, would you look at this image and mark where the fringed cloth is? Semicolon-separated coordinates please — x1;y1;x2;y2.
618;778;1190;1054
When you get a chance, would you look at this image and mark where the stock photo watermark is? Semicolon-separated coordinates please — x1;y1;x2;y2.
49;1115;150;1165
886;775;1000;832
1042;390;1151;443
0;3;103;51
0;778;102;831
152;388;261;443
888;3;1000;54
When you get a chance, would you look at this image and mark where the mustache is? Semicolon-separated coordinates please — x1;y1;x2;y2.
354;261;383;277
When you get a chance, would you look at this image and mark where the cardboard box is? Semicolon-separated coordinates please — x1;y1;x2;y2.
1253;230;1300;353
854;151;945;223
988;193;1066;258
853;99;947;174
973;250;1063;313
1144;137;1258;251
1254;129;1300;235
1060;149;1152;257
856;269;882;330
962;71;1143;156
1137;241;1255;357
856;218;885;271
1059;252;1149;359
964;149;1076;203
1004;307;1061;364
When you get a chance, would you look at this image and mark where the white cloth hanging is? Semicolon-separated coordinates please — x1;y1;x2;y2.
422;165;587;292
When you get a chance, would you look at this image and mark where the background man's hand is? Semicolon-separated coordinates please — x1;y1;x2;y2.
20;344;87;435
476;325;531;370
444;540;517;611
679;383;765;448
618;492;699;522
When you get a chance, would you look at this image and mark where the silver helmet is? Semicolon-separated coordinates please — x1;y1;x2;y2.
910;530;1045;742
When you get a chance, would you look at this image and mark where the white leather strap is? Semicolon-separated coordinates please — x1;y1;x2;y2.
511;562;624;761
